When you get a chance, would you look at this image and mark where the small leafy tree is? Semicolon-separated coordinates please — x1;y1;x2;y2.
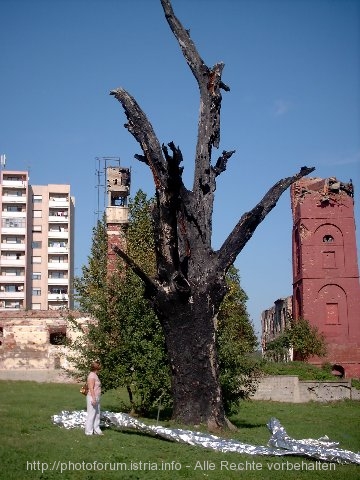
290;317;327;361
217;266;262;413
265;316;326;362
264;334;292;363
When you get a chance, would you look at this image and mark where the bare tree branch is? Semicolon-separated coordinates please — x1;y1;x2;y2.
160;0;208;84
160;0;231;244
212;150;236;177
110;88;184;277
217;166;315;271
110;88;166;188
111;245;160;296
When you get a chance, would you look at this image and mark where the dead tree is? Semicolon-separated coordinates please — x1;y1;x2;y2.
110;0;314;430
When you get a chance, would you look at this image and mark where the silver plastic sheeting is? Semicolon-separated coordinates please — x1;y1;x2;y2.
267;418;360;464
52;410;360;465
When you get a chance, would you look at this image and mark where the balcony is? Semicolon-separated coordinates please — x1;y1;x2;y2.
48;293;68;301
48;277;68;285
48;215;68;223
0;275;25;283
1;195;26;204
48;246;68;254
0;291;25;299
1;243;26;251
49;200;69;208
1;227;26;235
1;211;26;218
48;230;68;239
2;180;27;188
0;258;26;267
48;262;69;270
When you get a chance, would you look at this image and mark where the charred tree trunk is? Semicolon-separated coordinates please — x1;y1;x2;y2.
158;289;225;428
111;0;315;430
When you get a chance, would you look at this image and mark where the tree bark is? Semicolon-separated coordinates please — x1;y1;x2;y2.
111;0;315;429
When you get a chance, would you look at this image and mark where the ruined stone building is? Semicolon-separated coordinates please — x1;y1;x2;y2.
262;177;360;377
0;170;75;311
261;296;293;361
0;310;91;380
291;177;360;377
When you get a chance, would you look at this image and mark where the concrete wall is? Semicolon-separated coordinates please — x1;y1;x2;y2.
252;375;360;402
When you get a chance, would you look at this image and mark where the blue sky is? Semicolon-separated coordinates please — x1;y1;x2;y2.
1;0;359;337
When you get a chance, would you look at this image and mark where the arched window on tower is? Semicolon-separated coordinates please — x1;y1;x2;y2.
323;234;334;243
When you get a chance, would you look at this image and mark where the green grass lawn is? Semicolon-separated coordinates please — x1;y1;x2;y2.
0;380;359;479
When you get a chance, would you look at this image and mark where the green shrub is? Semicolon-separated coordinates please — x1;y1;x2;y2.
351;378;360;390
260;361;335;380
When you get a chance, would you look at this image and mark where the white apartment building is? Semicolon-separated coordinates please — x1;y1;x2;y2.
0;170;74;310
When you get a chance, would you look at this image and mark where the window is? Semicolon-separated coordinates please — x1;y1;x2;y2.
2;252;23;260
32;256;41;264
49;225;67;232
4;175;24;182
49;241;67;248
4;300;21;309
31;241;42;249
32;273;41;280
32;288;41;296
49;271;66;279
32;195;42;203
33;210;42;218
3;190;24;197
3;285;23;293
49;287;68;295
49;194;68;202
4;205;23;212
2;268;23;277
49;256;67;263
32;225;42;233
2;218;26;228
31;303;41;310
49;329;67;346
323;235;334;243
50;209;68;218
5;285;16;292
0;326;3;346
3;237;22;244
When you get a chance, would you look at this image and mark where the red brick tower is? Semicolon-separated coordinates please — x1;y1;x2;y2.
105;166;131;273
290;177;360;377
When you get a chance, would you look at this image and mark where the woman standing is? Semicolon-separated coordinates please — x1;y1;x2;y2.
85;361;103;435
